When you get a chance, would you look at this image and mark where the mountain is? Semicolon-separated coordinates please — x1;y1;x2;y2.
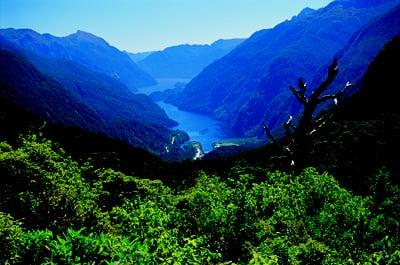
0;48;179;154
333;38;400;121
2;38;400;264
312;3;400;94
125;51;154;62
0;48;103;131
0;29;156;89
204;35;400;188
307;35;400;192
0;95;176;182
0;39;175;127
233;2;400;136
167;0;400;136
137;38;244;78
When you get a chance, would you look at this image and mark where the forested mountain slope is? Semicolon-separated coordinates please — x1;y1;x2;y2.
0;96;178;182
237;3;400;136
205;36;400;195
137;39;244;78
0;29;156;89
168;0;400;136
1;36;400;264
0;49;103;130
0;48;178;154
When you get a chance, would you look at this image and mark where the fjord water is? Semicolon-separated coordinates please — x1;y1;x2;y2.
157;101;233;152
137;78;191;95
138;79;233;152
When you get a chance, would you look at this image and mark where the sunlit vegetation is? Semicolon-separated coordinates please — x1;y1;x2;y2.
1;8;399;265
1;134;399;264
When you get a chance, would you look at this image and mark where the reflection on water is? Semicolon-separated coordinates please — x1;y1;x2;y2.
156;101;233;152
138;78;233;152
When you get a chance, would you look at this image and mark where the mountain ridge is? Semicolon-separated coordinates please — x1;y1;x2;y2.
137;38;244;78
167;0;400;136
0;28;157;89
234;3;400;136
0;41;181;155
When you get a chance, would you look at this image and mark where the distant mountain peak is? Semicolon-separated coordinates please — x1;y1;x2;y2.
137;38;244;78
0;28;157;89
0;28;41;39
66;30;108;46
75;30;95;37
289;7;316;21
167;0;400;137
211;38;244;47
298;7;316;17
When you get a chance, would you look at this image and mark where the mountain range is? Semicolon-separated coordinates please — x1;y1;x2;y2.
2;1;400;263
167;0;400;137
136;38;244;78
0;29;186;155
1;33;400;264
0;47;181;154
125;51;154;62
1;0;399;156
0;29;156;90
0;48;103;131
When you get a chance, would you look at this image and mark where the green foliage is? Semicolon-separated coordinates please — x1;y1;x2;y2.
1;135;399;264
0;47;179;155
22;229;53;263
1;16;399;265
176;172;240;256
0;134;101;230
0;212;24;264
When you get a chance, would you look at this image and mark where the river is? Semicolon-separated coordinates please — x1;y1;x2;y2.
138;78;233;152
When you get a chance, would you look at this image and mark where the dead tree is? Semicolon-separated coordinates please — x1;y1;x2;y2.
264;57;354;171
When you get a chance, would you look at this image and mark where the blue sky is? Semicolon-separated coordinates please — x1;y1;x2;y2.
0;0;332;52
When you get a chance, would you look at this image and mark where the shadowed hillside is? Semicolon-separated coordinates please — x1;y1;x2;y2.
137;39;244;78
0;29;156;89
0;48;180;154
167;0;399;137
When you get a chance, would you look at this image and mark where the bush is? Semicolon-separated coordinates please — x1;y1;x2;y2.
1;135;399;264
0;213;24;264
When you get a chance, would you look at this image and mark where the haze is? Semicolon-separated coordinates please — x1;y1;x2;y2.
1;0;332;52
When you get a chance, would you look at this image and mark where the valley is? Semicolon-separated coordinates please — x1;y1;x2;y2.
138;79;235;152
1;0;400;263
137;78;191;96
157;101;233;152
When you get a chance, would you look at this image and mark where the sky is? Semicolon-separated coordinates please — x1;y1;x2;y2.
0;0;332;52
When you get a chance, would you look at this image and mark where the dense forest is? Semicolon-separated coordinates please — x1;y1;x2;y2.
0;30;195;156
1;30;399;265
167;1;400;137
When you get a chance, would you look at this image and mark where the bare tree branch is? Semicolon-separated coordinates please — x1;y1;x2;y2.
264;123;293;157
310;57;339;99
283;115;294;137
318;94;337;103
318;81;355;104
337;81;355;97
263;57;353;172
298;78;307;96
263;124;278;144
289;86;307;105
308;114;331;135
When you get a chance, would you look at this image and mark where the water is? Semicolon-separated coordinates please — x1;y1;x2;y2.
138;78;233;152
156;101;233;152
138;78;191;95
